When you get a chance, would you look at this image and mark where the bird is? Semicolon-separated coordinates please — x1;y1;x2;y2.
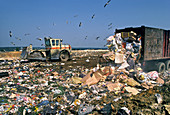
9;31;12;37
36;27;40;30
92;14;95;19
108;26;112;30
24;33;30;36
108;23;112;26
74;15;78;18
15;37;21;41
104;0;111;7
85;36;88;39
96;36;100;40
103;37;107;40
79;22;82;27
53;22;56;26
37;38;42;41
41;44;44;46
11;42;15;45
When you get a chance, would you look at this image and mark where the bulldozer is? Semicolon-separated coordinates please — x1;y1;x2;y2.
21;37;72;61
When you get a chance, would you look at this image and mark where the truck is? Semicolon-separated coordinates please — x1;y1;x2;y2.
115;26;170;73
21;37;72;61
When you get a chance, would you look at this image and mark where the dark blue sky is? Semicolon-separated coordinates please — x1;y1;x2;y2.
0;0;170;47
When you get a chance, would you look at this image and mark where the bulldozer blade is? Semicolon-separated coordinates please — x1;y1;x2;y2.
27;51;46;60
21;47;28;59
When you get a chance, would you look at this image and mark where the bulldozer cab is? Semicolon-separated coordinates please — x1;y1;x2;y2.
45;37;62;48
44;37;62;59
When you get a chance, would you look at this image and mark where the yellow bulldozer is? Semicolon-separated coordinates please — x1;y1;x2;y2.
21;37;72;61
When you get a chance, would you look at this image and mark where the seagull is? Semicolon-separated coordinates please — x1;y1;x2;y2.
11;42;15;45
108;26;112;30
15;37;21;41
74;15;78;18
24;33;30;36
104;0;111;7
92;14;95;19
103;37;107;40
96;36;100;40
9;31;12;37
108;23;112;26
37;38;42;41
36;27;40;30
79;22;82;27
85;36;88;39
53;22;56;26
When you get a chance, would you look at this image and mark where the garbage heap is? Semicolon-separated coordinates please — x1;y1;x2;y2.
0;32;169;114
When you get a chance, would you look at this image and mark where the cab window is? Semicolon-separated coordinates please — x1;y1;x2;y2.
45;39;50;46
52;40;55;46
56;40;59;46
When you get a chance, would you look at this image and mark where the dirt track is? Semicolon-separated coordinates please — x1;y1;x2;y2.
0;51;22;60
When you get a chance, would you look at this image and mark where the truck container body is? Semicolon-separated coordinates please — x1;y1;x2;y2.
115;26;170;72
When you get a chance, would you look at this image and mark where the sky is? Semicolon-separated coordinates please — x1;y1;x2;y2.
0;0;170;48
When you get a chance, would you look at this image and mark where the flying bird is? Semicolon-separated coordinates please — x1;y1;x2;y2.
37;38;42;41
36;27;40;30
15;37;21;41
9;31;12;37
92;14;95;19
85;36;88;39
53;22;56;26
103;37;107;40
11;42;15;45
108;23;112;26
41;44;44;46
108;26;112;30
79;22;82;27
24;33;30;36
96;36;100;40
104;0;111;7
74;15;78;18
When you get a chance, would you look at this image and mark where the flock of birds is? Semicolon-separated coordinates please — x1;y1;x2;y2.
9;0;113;46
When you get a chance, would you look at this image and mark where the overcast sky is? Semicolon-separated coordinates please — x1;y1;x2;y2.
0;0;170;47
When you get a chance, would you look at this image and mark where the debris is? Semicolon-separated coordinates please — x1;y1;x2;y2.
155;93;162;104
124;86;139;95
107;82;124;91
117;107;132;115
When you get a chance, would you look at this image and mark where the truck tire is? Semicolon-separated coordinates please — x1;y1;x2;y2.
157;62;165;73
60;52;69;61
165;60;170;71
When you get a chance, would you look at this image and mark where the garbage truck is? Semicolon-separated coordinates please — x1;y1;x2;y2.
21;37;72;61
115;26;170;73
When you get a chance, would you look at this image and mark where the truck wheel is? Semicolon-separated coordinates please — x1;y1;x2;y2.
165;60;170;71
157;62;165;73
60;52;69;61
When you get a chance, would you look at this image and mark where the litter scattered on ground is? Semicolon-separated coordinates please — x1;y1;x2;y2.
0;32;169;114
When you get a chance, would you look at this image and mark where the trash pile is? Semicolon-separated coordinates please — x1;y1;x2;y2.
0;33;169;114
